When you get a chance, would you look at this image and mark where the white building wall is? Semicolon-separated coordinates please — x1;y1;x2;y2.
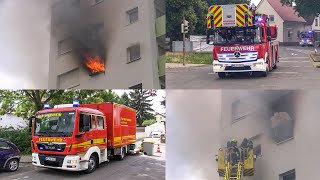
311;16;320;30
221;91;320;180
49;0;160;89
0;114;27;129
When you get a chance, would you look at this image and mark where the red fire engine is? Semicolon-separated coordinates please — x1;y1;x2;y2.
206;4;279;78
29;101;137;173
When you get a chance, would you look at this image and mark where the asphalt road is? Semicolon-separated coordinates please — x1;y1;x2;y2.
0;148;165;180
167;46;320;89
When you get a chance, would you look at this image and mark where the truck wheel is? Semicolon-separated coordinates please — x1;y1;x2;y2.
218;72;226;78
261;71;267;77
85;155;97;174
5;159;19;172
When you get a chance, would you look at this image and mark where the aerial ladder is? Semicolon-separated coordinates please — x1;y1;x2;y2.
216;141;255;180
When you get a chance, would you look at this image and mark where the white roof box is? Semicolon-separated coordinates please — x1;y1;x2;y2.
54;104;74;108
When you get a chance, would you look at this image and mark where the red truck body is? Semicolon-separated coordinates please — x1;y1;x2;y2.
30;102;136;173
80;103;136;149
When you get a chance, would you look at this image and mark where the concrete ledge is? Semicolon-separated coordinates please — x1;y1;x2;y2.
166;63;207;68
309;54;320;68
20;155;32;163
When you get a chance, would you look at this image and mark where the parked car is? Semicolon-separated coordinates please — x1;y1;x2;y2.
0;138;20;172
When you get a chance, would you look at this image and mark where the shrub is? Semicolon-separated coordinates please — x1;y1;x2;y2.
0;127;31;155
142;119;157;126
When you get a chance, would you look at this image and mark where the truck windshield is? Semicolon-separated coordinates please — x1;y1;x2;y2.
35;111;76;137
300;33;313;38
211;26;263;45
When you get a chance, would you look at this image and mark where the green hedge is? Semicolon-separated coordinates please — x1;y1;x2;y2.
165;53;213;64
0;127;31;155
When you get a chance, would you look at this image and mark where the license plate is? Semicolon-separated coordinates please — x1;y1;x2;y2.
232;64;244;67
45;157;56;161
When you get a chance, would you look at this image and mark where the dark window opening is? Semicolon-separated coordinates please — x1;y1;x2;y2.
127;7;139;24
280;169;295;180
129;83;142;89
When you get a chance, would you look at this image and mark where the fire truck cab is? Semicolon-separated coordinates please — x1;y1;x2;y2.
206;4;279;78
29;101;137;173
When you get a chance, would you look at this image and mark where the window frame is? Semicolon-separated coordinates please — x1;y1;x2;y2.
129;83;143;89
127;7;139;25
97;116;104;130
58;38;73;56
91;0;104;6
269;15;274;22
127;44;141;63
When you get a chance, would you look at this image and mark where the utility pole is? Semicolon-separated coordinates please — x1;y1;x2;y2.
181;16;189;66
182;16;186;66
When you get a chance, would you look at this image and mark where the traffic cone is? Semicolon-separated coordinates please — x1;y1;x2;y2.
157;144;162;153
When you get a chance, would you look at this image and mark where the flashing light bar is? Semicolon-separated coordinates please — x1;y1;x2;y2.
73;100;80;107
44;104;50;109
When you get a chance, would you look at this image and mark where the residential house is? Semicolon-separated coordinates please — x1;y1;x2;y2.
257;0;313;45
0;114;27;129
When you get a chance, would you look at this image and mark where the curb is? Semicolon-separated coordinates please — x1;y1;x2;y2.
166;63;208;68
309;54;320;68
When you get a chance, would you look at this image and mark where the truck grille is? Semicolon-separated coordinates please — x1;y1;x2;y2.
38;154;66;167
218;52;258;62
37;142;66;152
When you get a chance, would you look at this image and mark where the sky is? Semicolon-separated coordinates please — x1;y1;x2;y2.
113;90;166;115
252;0;261;6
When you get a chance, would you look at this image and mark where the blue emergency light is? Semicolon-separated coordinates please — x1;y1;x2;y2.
308;30;312;33
44;104;50;109
73;100;80;107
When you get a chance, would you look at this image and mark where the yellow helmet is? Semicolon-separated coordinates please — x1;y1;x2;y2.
231;139;237;143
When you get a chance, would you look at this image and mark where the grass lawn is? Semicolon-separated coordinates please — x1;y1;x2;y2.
165;52;213;64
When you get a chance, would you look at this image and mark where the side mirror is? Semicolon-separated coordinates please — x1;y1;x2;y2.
268;36;272;41
28;116;35;132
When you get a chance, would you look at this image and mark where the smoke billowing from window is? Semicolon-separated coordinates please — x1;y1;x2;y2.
0;0;52;88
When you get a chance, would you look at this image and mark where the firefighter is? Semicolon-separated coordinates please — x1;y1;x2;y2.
229;139;240;165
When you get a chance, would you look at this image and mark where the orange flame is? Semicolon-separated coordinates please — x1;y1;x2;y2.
84;55;105;73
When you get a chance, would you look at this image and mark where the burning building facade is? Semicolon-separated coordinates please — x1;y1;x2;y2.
48;0;165;89
220;90;320;180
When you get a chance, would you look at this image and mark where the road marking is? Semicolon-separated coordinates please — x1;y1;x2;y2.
279;66;313;68
270;72;298;74
280;61;310;63
279;57;309;59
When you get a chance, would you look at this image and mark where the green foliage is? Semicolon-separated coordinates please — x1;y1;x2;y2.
165;52;213;64
281;0;320;17
141;119;157;126
0;90;163;127
129;90;156;126
167;0;208;41
167;0;252;41
0;90;125;119
0;127;32;155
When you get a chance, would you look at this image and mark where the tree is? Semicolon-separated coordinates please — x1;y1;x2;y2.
141;119;157;126
167;0;252;41
167;0;208;41
281;0;320;17
0;90;123;119
129;90;156;126
119;92;131;106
